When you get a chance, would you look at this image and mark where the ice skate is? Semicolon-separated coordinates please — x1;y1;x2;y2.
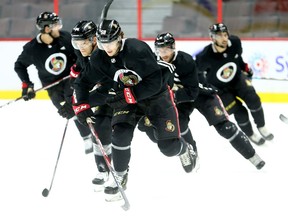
249;153;265;170
179;138;197;173
258;126;274;141
83;134;94;154
104;170;128;202
92;171;109;192
249;132;266;145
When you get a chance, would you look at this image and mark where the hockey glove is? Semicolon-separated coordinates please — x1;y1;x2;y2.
73;103;95;126
22;81;36;101
58;101;75;119
198;83;218;97
242;63;253;79
69;64;80;89
106;88;136;109
172;84;195;104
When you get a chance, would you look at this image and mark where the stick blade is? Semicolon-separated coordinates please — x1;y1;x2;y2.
42;188;49;197
121;201;130;211
100;0;114;21
280;114;288;124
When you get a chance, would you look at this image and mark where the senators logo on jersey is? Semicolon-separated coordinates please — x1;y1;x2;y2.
115;69;142;87
216;62;237;82
45;53;67;75
119;73;138;86
165;120;175;132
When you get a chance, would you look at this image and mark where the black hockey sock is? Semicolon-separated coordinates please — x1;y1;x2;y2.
181;128;197;152
237;120;254;137
95;154;111;172
234;106;254;136
74;119;90;138
250;106;265;128
230;131;255;159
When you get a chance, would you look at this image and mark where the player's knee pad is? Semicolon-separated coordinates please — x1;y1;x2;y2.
214;121;238;140
112;123;134;148
157;138;181;157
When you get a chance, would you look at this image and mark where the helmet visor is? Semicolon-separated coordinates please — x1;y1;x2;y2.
71;38;93;50
155;47;174;56
212;31;229;40
97;36;120;51
49;19;63;30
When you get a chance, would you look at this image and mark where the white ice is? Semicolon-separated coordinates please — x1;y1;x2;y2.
0;99;287;216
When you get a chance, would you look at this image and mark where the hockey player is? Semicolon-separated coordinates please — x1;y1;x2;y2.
14;12;94;154
70;20;114;191
195;23;274;146
138;32;199;163
140;32;265;170
72;19;197;201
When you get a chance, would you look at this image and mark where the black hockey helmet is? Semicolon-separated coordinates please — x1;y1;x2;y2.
36;11;62;32
209;23;229;36
71;20;97;40
154;32;175;49
96;19;121;43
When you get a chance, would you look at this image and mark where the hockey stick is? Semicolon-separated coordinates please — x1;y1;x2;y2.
86;118;130;211
42;119;69;197
280;114;288;124
0;75;70;109
100;0;114;21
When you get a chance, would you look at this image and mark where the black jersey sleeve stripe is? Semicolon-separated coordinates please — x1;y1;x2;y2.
157;60;176;74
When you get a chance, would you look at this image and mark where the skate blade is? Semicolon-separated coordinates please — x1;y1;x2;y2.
105;192;123;202
194;157;200;173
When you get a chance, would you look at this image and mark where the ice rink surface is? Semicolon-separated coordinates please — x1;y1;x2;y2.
0;99;287;216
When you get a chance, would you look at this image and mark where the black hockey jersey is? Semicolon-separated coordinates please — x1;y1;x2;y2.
159;50;199;103
74;38;166;104
74;49;89;72
195;35;247;89
14;31;77;86
73;49;114;95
